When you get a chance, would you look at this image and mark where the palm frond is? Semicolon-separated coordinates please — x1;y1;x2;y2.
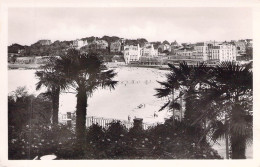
210;120;227;142
159;100;171;111
154;88;171;98
169;101;181;110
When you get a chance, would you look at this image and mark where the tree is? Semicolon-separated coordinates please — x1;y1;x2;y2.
8;87;52;130
155;62;209;122
183;62;252;159
9;55;18;63
162;40;170;45
206;62;252;159
245;47;253;60
155;62;193;123
155;61;253;159
55;49;118;154
35;57;70;124
8;43;25;53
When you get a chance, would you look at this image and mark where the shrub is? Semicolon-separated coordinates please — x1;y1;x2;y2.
106;121;127;141
8;123;75;160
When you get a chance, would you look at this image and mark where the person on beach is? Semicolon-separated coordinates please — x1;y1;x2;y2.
154;111;158;118
128;115;131;122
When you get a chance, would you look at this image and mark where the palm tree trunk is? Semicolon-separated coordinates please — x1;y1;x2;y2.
230;102;246;159
52;87;60;125
225;131;229;159
172;88;175;125
76;85;87;152
230;135;246;159
225;115;229;159
180;95;183;121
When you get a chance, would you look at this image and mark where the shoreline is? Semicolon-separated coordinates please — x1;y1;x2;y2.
8;63;171;70
8;63;43;70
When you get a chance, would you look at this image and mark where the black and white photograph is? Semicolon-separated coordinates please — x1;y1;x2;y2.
1;0;259;165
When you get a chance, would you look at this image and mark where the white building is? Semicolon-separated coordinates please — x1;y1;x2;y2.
141;43;158;57
208;43;237;62
123;44;141;64
194;42;211;61
73;39;88;49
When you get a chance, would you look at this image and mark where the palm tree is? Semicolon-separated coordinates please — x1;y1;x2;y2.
210;61;252;159
55;49;118;153
155;62;187;122
155;62;208;123
156;61;253;159
35;57;69;124
190;61;252;159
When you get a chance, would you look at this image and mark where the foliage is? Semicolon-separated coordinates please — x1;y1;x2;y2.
55;49;118;98
9;124;76;159
155;61;253;159
162;40;170;45
35;57;71;124
21;40;72;57
106;121;128;141
8;87;52;130
100;35;120;44
245;47;253;60
9;120;222;159
53;49;118;156
86;124;106;147
8;43;26;54
125;38;148;47
9;116;222;160
8;55;18;63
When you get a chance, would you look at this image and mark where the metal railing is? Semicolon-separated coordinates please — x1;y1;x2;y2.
60;114;157;130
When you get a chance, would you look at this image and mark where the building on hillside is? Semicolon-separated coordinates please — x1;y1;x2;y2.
18;49;25;54
158;44;171;53
34;56;59;64
73;39;88;49
163;55;203;66
120;38;126;44
193;42;213;61
141;43;158;57
15;57;36;64
59;112;76;126
170;41;180;54
119;38;126;51
139;56;162;65
208;43;237;62
110;40;122;52
158;52;168;57
123;44;141;64
175;47;194;57
38;40;52;45
95;40;109;50
171;40;179;47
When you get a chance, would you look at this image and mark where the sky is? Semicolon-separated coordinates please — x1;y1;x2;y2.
8;7;252;46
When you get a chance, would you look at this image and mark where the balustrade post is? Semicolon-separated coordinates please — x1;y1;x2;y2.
133;118;143;130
